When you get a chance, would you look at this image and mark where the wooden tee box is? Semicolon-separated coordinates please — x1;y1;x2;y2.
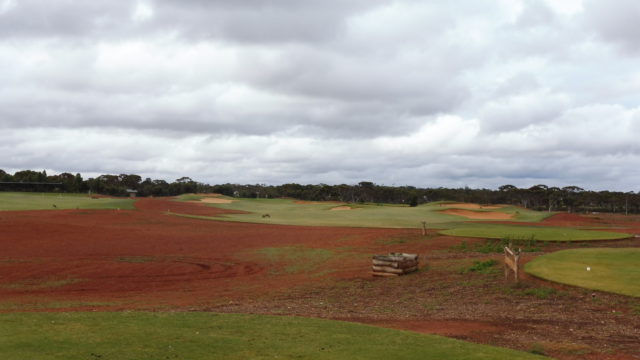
372;253;419;277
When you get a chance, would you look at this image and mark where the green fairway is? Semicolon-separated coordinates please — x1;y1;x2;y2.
440;225;630;241
173;196;629;241
0;312;547;360
525;248;640;297
176;196;549;228
0;192;135;211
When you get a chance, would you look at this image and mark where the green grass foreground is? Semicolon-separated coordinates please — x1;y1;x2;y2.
525;248;640;297
0;192;135;211
177;196;549;228
0;312;547;360
440;225;630;241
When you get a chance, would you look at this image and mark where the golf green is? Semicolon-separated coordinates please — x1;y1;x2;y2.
525;248;640;297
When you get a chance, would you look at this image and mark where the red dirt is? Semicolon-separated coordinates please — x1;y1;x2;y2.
487;212;640;236
1;200;639;359
196;198;235;204
444;203;503;209
294;200;342;205
0;198;407;308
541;212;605;227
440;208;513;220
331;206;357;211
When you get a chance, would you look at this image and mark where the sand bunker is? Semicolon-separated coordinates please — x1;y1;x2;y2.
330;206;354;211
443;203;502;210
199;198;235;204
295;200;341;205
441;209;513;220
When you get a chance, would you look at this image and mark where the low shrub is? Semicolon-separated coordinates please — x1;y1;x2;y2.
461;259;498;274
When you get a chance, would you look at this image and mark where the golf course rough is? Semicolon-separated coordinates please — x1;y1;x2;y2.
439;225;630;241
0;312;548;360
0;192;135;211
525;248;640;297
176;196;550;228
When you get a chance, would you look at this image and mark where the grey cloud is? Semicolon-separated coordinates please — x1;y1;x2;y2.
152;0;384;43
0;1;132;38
494;73;540;97
516;0;556;29
583;0;640;53
0;83;440;138
4;121;640;191
0;44;470;139
0;0;386;44
480;91;568;133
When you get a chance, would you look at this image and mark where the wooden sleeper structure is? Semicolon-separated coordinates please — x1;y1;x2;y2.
372;253;419;277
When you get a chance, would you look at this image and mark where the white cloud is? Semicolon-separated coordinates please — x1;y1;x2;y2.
0;0;16;15
1;0;639;190
132;1;154;23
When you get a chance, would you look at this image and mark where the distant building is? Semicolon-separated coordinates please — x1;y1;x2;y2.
126;189;138;198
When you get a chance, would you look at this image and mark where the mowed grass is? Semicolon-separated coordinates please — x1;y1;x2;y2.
175;196;629;241
0;312;547;360
177;196;549;228
440;225;630;241
525;248;640;297
0;192;135;211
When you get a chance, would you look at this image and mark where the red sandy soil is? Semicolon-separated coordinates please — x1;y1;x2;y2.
441;208;514;220
0;198;402;307
487;212;640;236
330;206;357;211
294;200;342;205
1;199;639;359
444;203;503;209
196;198;235;204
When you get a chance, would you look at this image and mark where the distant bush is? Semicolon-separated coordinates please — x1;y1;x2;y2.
461;259;497;274
452;236;542;254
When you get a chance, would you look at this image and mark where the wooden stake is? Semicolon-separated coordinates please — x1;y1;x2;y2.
504;245;520;282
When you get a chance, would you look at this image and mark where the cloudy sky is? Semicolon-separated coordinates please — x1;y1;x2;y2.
1;0;639;190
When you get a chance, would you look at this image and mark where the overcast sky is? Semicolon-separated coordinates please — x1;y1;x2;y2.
1;0;639;190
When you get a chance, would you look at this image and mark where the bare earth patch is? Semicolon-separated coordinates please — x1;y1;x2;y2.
294;200;341;205
441;208;513;220
198;198;235;204
330;206;355;211
444;203;503;210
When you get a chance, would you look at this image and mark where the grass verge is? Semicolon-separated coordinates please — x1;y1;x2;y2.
0;192;135;211
0;312;548;360
440;225;630;241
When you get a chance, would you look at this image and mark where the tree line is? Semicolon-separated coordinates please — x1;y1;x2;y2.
1;169;639;214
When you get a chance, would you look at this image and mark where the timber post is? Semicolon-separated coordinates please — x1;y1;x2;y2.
504;245;521;282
